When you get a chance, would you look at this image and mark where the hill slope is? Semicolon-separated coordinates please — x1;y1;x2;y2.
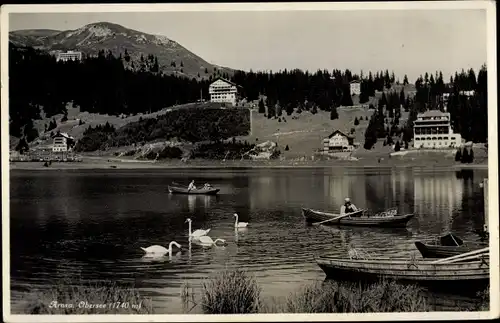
9;22;234;79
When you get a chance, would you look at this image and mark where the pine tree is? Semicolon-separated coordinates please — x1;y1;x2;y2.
469;149;474;163
258;98;265;113
461;148;469;163
403;75;409;85
330;106;339;120
455;149;462;161
394;141;401;151
354;117;359;125
404;141;409;149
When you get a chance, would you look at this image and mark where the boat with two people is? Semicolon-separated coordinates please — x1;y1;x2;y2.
168;180;220;195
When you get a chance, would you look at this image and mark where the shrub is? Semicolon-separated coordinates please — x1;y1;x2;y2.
157;146;183;159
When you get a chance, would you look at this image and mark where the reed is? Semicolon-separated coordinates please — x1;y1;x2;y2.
182;268;490;314
181;269;261;314
23;278;153;314
282;279;429;313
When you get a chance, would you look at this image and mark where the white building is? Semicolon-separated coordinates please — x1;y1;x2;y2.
323;130;356;152
413;110;462;149
209;77;241;106
350;80;361;96
56;51;82;63
52;132;74;152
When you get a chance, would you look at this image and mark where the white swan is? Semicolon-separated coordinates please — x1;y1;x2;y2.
197;235;227;247
234;213;249;228
141;241;182;257
185;218;211;238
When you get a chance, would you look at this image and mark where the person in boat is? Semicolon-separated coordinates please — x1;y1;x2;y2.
340;198;358;216
203;183;213;190
187;180;197;191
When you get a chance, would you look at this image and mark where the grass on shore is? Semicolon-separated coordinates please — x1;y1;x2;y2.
23;278;153;314
181;269;490;314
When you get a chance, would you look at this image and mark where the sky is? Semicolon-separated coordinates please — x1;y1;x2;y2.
9;9;488;82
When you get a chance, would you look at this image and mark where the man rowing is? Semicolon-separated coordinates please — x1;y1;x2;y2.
187;180;197;191
340;197;358;216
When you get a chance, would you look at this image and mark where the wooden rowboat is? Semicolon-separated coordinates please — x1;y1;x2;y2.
414;233;482;258
168;185;220;195
316;255;490;287
302;208;414;228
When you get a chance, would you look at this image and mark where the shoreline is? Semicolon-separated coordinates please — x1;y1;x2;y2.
9;156;489;171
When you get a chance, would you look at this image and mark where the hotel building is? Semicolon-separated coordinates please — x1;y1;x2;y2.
56;51;82;63
349;80;361;96
413;110;462;149
209;77;241;106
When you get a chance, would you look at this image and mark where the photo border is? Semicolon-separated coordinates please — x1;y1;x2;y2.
1;1;498;322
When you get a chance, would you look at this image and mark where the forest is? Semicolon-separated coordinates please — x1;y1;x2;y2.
9;42;488;150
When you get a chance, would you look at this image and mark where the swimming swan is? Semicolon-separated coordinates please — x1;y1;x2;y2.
197;235;227;247
141;241;182;257
185;218;211;238
234;213;249;228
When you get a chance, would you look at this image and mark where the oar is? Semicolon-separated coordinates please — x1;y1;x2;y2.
312;214;349;226
441;253;489;265
431;247;489;264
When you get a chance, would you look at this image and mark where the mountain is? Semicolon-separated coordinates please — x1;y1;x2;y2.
9;22;235;79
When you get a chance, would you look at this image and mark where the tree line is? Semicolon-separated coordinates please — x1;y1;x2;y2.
363;65;487;150
9;42;487;149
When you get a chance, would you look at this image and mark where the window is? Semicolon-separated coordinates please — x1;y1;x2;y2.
438;137;442;140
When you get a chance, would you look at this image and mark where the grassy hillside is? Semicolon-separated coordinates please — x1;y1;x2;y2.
238;107;408;159
13;87;414;160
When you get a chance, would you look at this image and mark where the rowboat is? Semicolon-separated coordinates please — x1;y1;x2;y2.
316;255;490;287
414;233;482;258
302;208;414;228
168;185;220;195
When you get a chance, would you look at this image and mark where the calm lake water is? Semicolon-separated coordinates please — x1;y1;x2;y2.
9;167;488;313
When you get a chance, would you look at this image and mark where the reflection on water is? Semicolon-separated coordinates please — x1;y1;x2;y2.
9;168;488;313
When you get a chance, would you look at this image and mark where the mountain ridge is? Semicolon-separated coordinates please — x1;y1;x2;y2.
9;21;236;79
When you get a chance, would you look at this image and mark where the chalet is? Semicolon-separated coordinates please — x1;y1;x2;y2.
209;77;243;106
323;130;356;153
349;80;361;96
52;132;75;152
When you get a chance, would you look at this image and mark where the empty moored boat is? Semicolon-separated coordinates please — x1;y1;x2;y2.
414;233;484;258
302;208;414;228
315;253;490;287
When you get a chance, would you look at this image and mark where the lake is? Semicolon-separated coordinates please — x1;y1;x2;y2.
9;167;488;313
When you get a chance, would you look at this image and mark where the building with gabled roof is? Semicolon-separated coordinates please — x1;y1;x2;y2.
209;77;243;106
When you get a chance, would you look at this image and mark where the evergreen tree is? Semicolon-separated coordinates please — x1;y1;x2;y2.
403;75;409;85
394;141;401;151
330;106;339;120
354;117;359;126
455;149;462;161
404;141;409;149
15;137;29;153
469;149;474;163
461;148;469;163
258;98;265;113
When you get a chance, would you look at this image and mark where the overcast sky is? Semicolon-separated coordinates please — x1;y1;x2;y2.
9;9;487;82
